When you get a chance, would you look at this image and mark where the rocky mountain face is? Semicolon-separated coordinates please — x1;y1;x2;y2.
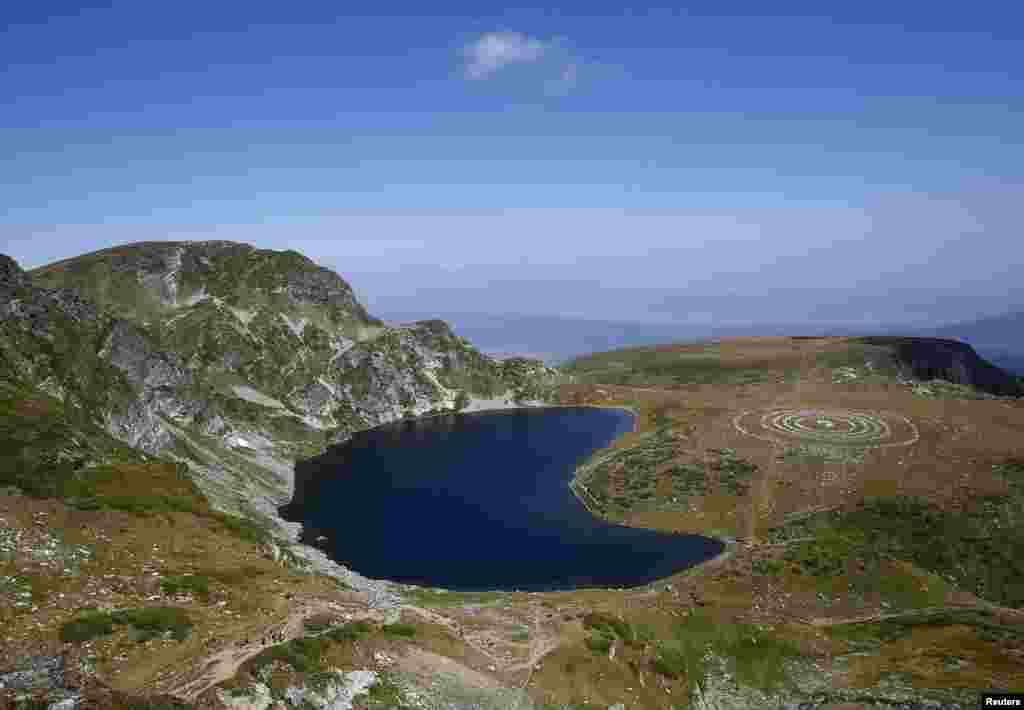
858;336;1024;397
4;243;560;536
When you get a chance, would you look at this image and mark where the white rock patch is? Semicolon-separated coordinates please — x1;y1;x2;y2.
418;367;453;407
283;669;379;710
218;682;273;710
228;306;258;326
180;286;209;307
231;385;286;409
463;391;545;412
279;313;308;338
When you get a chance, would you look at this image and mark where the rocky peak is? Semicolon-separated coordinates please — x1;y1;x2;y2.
1;253;99;331
31;240;373;329
0;254;29;294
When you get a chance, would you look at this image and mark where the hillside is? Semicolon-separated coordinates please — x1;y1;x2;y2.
563;334;1023;396
18;242;559;527
909;311;1024;376
556;336;1024;707
4;250;1024;709
0;244;563;707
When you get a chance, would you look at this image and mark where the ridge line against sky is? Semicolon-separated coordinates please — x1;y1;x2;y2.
2;2;1022;326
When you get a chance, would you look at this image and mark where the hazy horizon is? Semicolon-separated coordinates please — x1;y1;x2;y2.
4;3;1022;327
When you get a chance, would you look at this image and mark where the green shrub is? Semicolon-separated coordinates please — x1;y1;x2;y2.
112;607;193;641
651;643;690;678
380;622;417;638
59;610;117;642
365;673;407;707
247;636;331;674
60;606;192;643
325;620;374;642
582;612;640;647
211;512;272;545
160;575;211;600
584;634;613;654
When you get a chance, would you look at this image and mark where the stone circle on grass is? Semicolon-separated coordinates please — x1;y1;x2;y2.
733;408;919;449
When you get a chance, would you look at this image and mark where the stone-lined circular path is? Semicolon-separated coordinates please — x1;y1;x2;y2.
733;408;919;448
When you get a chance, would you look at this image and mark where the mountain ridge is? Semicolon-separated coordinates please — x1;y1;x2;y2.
4;242;561;543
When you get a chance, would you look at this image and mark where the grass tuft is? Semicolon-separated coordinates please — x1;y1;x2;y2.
380;622;417;638
325;620;375;643
160;575;211;600
59;606;193;643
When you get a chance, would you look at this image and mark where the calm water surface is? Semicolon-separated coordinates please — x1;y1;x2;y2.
282;407;723;591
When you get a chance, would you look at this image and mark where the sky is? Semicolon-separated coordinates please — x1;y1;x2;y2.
2;1;1022;327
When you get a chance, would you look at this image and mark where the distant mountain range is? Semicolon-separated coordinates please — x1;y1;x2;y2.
379;309;1024;377
380;312;879;365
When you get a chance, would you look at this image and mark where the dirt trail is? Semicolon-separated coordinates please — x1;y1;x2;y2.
506;634;560;675
398;647;503;691
404;603;562;676
401;604;510;669
159;599;380;701
158;597;567;702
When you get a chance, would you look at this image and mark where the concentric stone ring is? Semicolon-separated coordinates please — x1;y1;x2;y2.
733;408;918;448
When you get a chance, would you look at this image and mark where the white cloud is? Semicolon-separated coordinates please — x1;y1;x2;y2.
462;32;549;80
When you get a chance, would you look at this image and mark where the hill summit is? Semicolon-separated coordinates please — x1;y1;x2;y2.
4;241;559;533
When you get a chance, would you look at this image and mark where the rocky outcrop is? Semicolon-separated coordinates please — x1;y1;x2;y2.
216;670;379;710
3;243;561;562
0;255;29;295
859;336;1023;397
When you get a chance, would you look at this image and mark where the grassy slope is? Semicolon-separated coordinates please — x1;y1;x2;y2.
563;341;797;387
549;336;1024;705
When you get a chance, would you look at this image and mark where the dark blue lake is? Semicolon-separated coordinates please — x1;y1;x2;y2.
282;407;723;591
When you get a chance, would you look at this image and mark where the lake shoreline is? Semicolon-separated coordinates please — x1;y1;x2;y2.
283;405;721;592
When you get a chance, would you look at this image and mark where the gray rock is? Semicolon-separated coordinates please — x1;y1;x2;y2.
0;654;64;692
0;254;29;291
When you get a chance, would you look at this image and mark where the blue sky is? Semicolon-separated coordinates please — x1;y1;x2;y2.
2;1;1022;325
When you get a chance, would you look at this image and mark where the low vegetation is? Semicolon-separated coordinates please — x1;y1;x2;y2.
246;636;333;674
60;606;193;643
582;612;645;655
826;607;1024;650
401;586;508;607
781;442;865;465
380;622;418;638
650;610;800;691
771;483;1024;608
324;619;374;642
239;620;404;679
0;384;277;551
563;344;790;386
575;428;757;515
160;574;211;600
910;379;1000;400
